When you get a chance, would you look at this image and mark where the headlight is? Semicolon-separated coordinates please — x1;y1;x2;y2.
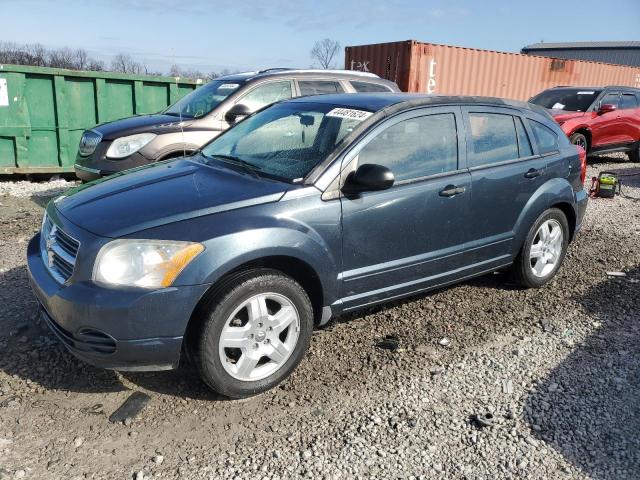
106;133;156;159
93;240;204;288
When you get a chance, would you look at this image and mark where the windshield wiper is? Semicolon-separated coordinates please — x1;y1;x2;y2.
203;154;262;179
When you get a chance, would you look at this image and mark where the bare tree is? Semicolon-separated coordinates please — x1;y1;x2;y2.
110;53;144;74
49;47;77;69
310;38;341;69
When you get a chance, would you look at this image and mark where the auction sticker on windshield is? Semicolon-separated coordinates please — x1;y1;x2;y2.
326;108;372;121
219;84;240;90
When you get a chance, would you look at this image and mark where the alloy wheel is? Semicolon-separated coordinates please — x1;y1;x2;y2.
218;293;300;381
529;219;564;278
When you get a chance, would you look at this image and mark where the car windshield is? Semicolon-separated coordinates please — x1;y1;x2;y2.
201;102;372;182
529;89;602;112
164;80;244;118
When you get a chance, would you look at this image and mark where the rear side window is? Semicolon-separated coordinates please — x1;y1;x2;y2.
298;80;344;96
358;113;458;182
468;113;519;166
515;117;533;157
620;94;639;109
529;120;559;155
350;81;392;93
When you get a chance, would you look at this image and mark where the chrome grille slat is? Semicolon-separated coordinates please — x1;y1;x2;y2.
40;213;80;284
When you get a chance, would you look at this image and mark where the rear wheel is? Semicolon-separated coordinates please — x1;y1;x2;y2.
193;269;313;398
511;208;569;288
570;132;588;153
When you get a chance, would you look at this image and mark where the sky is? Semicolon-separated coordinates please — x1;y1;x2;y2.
2;0;639;74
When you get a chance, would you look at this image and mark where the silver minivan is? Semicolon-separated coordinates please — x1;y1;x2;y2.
74;69;399;181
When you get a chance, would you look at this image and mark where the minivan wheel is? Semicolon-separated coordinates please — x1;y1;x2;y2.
511;208;569;288
569;132;588;153
193;269;313;398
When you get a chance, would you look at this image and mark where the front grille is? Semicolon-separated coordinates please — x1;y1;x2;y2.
78;130;102;156
40;213;80;284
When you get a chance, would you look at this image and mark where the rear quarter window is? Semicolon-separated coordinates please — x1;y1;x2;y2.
529;120;559;155
350;81;392;93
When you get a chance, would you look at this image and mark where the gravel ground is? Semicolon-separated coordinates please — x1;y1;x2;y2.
0;154;638;479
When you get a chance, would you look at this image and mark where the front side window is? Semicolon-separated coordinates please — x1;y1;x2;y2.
239;81;293;112
357;113;458;182
298;80;344;96
600;92;620;108
530;120;559;155
201;102;369;182
163;80;244;118
468;113;519;167
620;94;639;110
351;81;392;93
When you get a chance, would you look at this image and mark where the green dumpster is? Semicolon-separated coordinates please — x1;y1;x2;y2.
0;64;200;174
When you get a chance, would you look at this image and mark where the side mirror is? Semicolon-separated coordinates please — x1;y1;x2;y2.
597;103;617;115
225;104;252;123
342;163;394;195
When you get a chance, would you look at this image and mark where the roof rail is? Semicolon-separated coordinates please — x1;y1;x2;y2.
256;68;380;78
258;68;294;73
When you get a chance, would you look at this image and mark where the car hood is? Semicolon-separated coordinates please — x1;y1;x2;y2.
54;157;288;237
547;109;587;123
92;113;193;140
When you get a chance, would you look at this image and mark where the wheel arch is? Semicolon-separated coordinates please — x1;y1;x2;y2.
183;255;327;359
513;178;577;251
569;128;592;152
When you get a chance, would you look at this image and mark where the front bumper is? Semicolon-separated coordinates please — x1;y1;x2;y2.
27;234;210;371
75;142;152;181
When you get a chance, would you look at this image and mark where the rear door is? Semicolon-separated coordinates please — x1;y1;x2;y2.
618;93;640;144
339;107;472;309
462;107;549;264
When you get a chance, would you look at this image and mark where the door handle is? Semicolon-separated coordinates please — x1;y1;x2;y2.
524;168;543;179
439;185;466;197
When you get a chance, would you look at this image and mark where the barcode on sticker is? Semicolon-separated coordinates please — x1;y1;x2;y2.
326;108;372;121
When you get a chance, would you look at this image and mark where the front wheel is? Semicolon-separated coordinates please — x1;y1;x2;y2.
193;270;313;398
570;132;588;153
511;208;569;288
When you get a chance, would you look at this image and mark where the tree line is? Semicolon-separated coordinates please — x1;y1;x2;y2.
0;38;343;80
0;41;235;80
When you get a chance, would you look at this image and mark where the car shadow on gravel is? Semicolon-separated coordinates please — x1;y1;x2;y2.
524;266;640;479
0;264;222;400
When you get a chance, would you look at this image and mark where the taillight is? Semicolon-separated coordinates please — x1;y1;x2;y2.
576;145;587;183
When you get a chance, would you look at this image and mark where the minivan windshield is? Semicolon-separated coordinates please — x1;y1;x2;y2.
164;80;244;118
201;102;372;182
529;88;602;112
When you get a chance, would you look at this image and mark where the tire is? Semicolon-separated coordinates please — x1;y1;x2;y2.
569;132;588;153
192;269;313;398
628;142;640;163
511;208;570;288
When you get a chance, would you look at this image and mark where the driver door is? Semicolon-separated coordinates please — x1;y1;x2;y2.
338;107;472;310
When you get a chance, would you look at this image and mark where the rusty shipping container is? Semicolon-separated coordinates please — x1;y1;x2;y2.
345;40;640;100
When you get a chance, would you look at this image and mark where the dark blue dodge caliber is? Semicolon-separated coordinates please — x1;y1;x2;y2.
28;94;588;398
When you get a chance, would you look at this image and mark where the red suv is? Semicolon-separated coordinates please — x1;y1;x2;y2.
530;86;640;162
